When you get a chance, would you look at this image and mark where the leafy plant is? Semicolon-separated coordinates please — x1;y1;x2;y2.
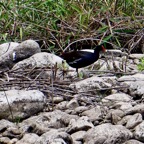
0;0;143;53
137;57;144;71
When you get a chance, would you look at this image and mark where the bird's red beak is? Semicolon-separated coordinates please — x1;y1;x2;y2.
102;45;106;52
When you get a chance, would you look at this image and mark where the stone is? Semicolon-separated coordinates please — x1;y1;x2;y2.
106;109;124;119
0;42;19;55
117;115;132;126
12;40;41;62
67;116;94;134
56;101;68;110
123;139;144;144
118;73;144;81
105;109;124;124
127;81;144;97
69;76;112;92
0;137;10;144
0;119;16;132
118;74;144;97
129;54;144;59
10;138;18;144
126;113;142;129
16;133;39;144
125;104;144;115
12;52;74;71
35;129;73;144
0;90;45;120
134;121;144;142
74;106;89;114
71;131;86;141
113;102;133;111
102;93;132;106
19;110;78;135
83;123;133;144
3;127;21;139
81;107;102;122
106;49;128;57
53;96;64;104
73;141;82;144
0;40;40;70
67;98;79;109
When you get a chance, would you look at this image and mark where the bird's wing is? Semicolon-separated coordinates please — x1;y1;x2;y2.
61;51;92;62
68;58;82;65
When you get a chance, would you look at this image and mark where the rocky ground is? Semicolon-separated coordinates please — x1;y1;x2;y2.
0;40;144;144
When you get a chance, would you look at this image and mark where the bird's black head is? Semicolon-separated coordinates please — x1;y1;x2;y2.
94;45;106;53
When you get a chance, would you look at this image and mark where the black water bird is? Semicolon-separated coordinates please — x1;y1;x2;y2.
61;45;106;74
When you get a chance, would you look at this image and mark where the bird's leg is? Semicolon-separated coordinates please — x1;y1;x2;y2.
76;68;79;77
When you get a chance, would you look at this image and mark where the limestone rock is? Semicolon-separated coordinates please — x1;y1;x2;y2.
67;116;94;134
126;113;142;129
83;123;133;144
0;90;45;120
35;129;73;144
81;107;102;122
0;40;40;70
134;121;144;142
16;133;39;144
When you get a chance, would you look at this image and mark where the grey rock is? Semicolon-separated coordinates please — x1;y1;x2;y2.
123;139;144;144
74;106;89;114
105;109;125;124
106;109;125;119
125;81;144;97
0;90;45;120
81;107;102;122
67;116;94;134
73;141;83;144
67;98;79;109
129;54;144;59
16;133;39;144
0;137;11;144
96;59;120;71
117;115;132;126
113;102;133;111
12;52;74;72
53;96;64;104
71;131;86;141
19;110;78;135
0;40;40;70
125;104;144;115
106;49;128;57
118;74;144;97
56;101;68;110
118;73;144;81
97;57;136;72
133;59;139;64
12;40;41;62
3;127;21;139
102;93;132;106
134;121;144;142
126;113;142;129
0;119;16;132
35;129;73;144
9;138;18;144
83;123;133;144
0;42;19;55
69;76;112;92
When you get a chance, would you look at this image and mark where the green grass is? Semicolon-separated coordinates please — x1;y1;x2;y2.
0;0;144;52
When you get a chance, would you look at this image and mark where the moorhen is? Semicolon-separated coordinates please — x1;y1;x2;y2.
61;44;106;74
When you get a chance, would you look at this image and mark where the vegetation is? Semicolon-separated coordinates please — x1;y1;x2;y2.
137;57;144;71
0;0;144;53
